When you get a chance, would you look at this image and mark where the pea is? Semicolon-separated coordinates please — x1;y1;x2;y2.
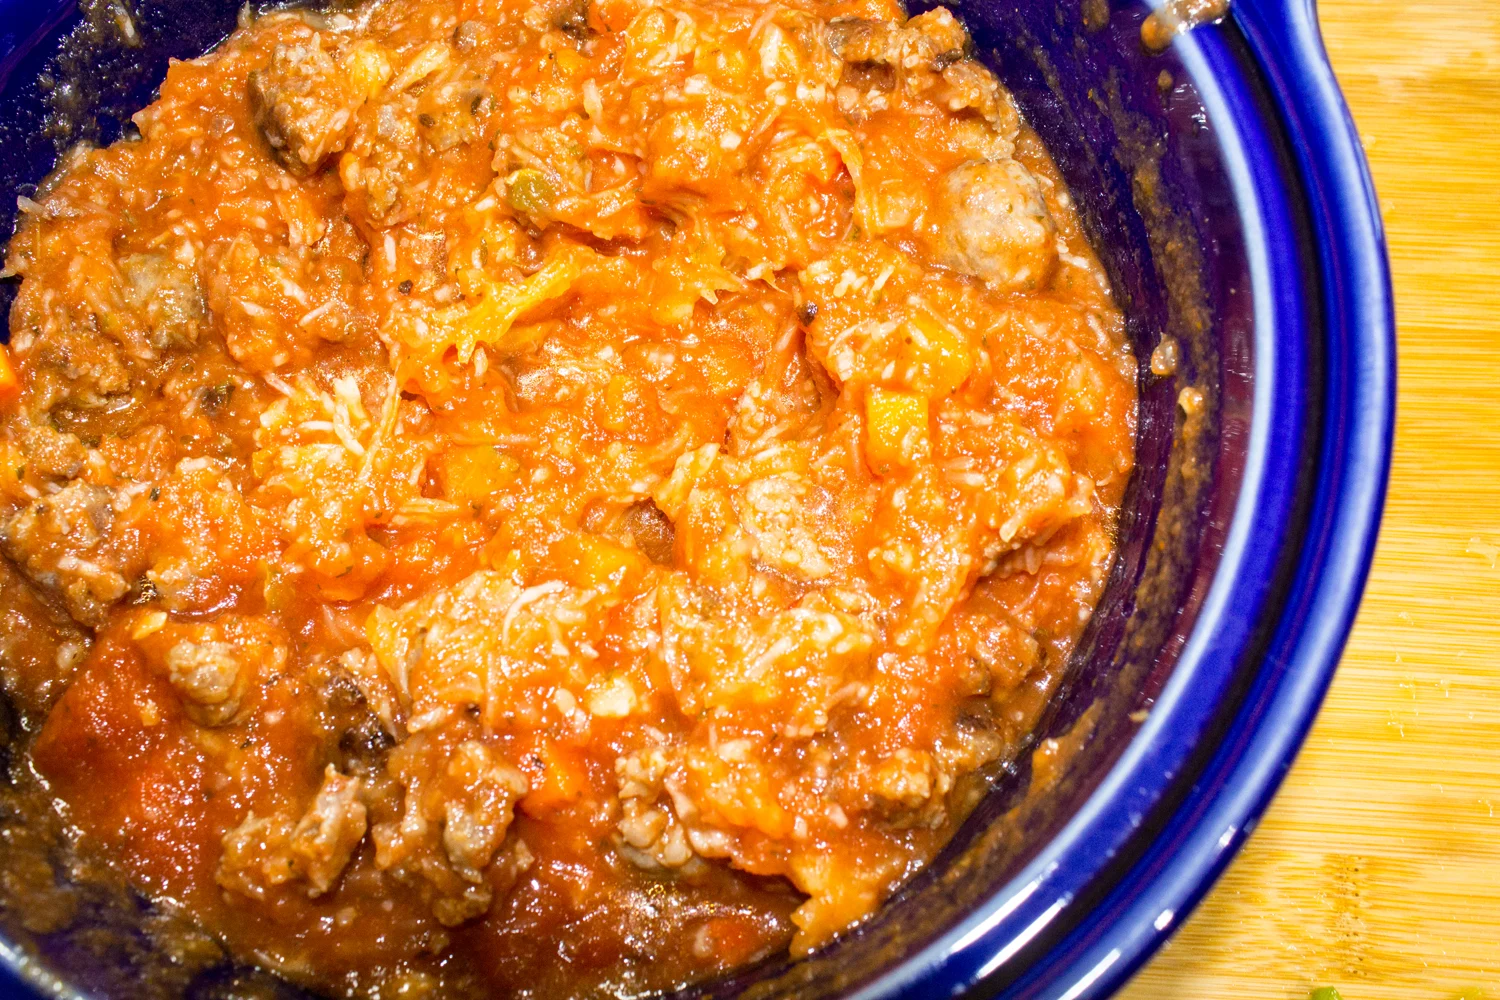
1309;989;1343;1000
507;168;554;219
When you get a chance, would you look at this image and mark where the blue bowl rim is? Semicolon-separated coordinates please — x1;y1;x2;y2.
842;0;1396;997
0;0;1394;998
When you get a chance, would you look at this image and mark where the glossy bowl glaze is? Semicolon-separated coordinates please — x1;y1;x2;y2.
0;1;1393;998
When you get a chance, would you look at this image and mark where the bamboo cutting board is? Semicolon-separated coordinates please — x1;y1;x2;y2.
1120;2;1500;997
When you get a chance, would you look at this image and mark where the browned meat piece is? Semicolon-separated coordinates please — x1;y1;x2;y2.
613;746;695;869
931;59;1011;126
452;19;494;54
521;0;589;35
827;9;1013;126
0;482;130;626
416;72;490;153
119;253;205;351
936;158;1059;292
218;766;368;899
0;558;88;721
345;99;426;227
248;39;362;175
17;418;88;481
621;499;675;565
205;234;301;371
16;318;132;416
440;742;528;877
133;614;289;725
867;747;948;816
163;639;247;725
827;9;968;72
371;738;531;926
288;767;369;894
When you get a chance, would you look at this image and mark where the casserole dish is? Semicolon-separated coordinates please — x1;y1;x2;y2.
0;0;1393;997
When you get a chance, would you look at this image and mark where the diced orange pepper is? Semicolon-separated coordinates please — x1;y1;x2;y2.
551;531;650;589
435;445;519;504
899;311;975;398
0;344;19;397
864;387;930;474
551;47;589;79
519;742;592;817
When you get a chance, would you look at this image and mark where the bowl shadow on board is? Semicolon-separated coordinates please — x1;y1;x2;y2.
0;0;1308;997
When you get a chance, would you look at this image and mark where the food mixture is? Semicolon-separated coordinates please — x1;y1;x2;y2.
0;0;1136;994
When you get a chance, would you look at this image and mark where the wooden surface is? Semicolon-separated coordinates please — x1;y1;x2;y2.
1121;2;1500;998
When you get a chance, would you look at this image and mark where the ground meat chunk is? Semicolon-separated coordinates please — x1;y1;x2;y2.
614;746;696;870
521;0;589;34
735;473;840;581
0;558;89;721
827;8;968;69
17;417;89;481
288;767;369;894
416;73;490;153
119;253;205;351
1;483;129;626
867;747;950;825
136;614;289;725
218;766;368;899
248;38;362;175
343;99;427;227
371;737;531;927
19;318;132;416
931;59;1011;125
452;19;494;54
218;814;298;901
163;640;244;725
440;741;529;876
827;9;1014;127
936;159;1058;292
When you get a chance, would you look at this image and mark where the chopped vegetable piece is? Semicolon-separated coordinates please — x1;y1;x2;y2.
865;387;930;473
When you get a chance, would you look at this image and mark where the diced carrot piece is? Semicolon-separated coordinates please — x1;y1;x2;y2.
865;387;930;473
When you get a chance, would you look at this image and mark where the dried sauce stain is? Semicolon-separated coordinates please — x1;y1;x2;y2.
1141;0;1231;52
1028;701;1101;796
0;0;1137;996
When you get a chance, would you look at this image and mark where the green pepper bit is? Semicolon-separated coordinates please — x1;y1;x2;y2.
506;168;554;220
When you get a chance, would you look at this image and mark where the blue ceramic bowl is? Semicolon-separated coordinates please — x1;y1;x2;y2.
0;1;1393;998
